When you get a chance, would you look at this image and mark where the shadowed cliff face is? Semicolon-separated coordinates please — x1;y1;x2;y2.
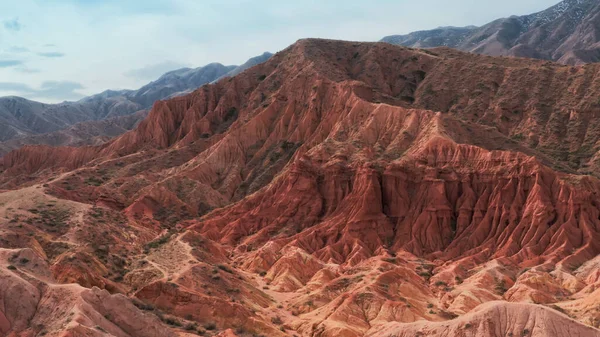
1;39;600;337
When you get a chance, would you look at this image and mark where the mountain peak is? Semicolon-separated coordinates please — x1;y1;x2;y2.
382;0;600;65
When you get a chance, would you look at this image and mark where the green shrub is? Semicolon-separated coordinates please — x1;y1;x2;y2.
185;323;197;331
203;322;216;330
217;264;233;273
495;279;508;294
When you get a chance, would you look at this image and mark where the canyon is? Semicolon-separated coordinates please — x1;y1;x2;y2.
1;38;600;337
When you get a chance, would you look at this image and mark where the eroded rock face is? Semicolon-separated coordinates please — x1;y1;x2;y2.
1;39;600;336
0;249;174;337
371;301;600;337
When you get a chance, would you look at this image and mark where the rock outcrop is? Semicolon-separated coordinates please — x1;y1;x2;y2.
1;39;600;336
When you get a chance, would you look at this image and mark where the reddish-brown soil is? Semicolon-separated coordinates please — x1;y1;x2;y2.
1;39;600;336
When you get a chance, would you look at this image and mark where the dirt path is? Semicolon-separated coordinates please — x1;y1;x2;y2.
145;231;198;281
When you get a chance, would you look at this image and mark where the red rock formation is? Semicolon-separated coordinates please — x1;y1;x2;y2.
371;301;600;337
2;39;600;336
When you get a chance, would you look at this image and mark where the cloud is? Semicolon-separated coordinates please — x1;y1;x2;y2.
14;67;41;74
0;60;23;68
8;46;29;53
0;82;32;92
0;81;85;101
38;81;85;100
124;60;189;81
37;52;65;58
3;18;21;31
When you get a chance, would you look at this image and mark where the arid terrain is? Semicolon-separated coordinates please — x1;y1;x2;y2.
382;0;600;65
2;38;600;337
0;53;273;157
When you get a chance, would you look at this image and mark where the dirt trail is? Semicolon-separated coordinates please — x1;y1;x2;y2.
145;232;198;281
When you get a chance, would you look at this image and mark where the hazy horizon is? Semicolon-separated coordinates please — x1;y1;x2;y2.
1;0;560;103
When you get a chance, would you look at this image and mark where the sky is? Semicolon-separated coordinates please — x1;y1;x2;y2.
0;0;560;103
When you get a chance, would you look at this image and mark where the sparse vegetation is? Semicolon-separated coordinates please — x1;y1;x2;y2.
383;257;397;264
418;271;432;280
164;317;182;327
203;322;216;331
217;264;233;273
438;310;459;320
7;265;16;270
131;299;154;311
548;304;567;315
495;279;508;295
84;176;104;186
145;233;171;250
518;268;530;276
185;323;198;331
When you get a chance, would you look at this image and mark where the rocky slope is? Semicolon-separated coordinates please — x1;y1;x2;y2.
217;52;275;81
0;54;272;156
121;63;237;108
1;39;600;336
0;111;147;156
382;0;600;65
0;95;141;142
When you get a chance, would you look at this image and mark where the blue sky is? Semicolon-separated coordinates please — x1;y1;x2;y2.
0;0;560;102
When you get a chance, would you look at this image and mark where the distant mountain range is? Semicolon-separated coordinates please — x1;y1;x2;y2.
0;52;273;156
382;0;600;65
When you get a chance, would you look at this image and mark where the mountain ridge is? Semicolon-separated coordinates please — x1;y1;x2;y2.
381;0;600;65
1;38;600;335
0;53;272;156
